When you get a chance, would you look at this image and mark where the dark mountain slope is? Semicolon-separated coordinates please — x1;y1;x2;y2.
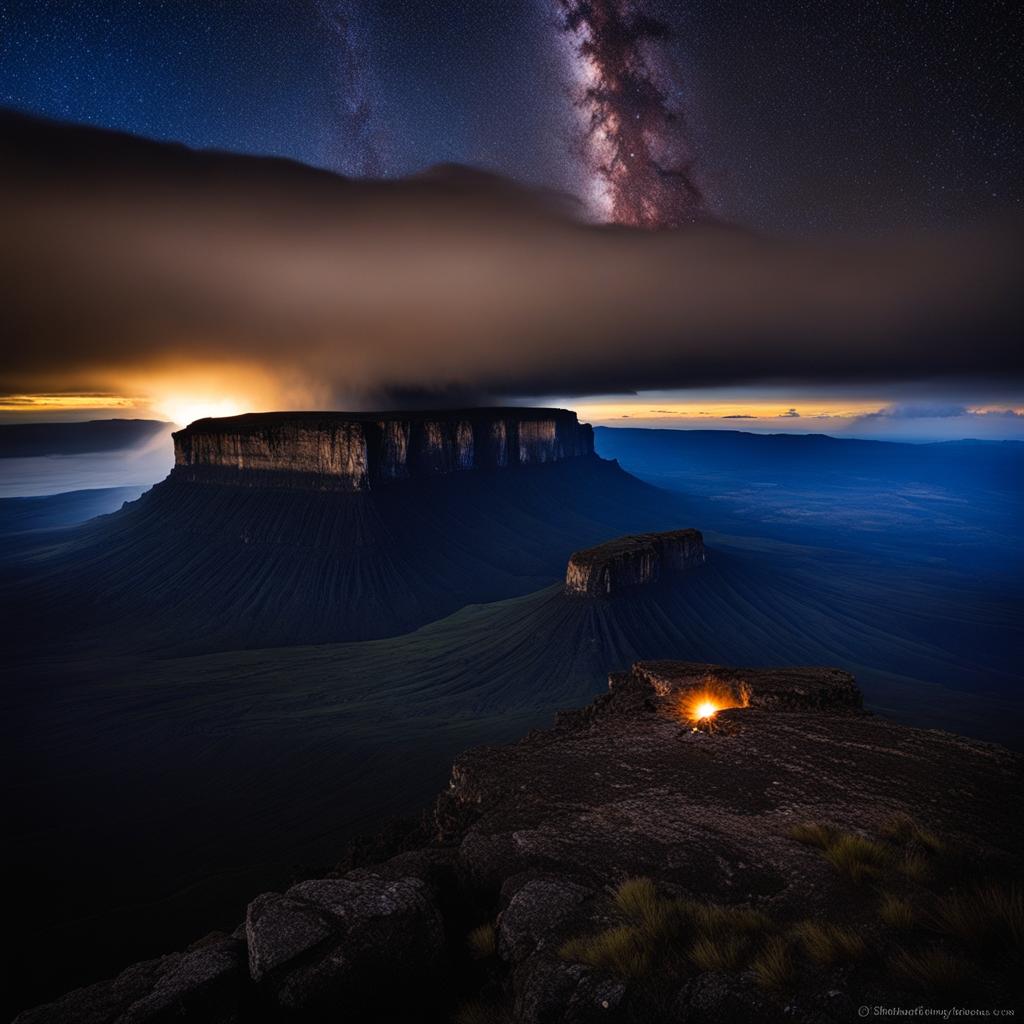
0;487;146;537
2;454;685;656
126;537;1022;737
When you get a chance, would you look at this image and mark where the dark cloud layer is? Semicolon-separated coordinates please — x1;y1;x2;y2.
1;111;1021;408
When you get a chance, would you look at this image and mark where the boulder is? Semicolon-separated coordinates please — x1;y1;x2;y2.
245;875;444;1014
14;935;245;1024
498;877;596;964
511;954;627;1024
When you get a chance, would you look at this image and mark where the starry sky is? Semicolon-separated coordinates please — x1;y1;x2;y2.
1;0;1021;438
2;0;1020;236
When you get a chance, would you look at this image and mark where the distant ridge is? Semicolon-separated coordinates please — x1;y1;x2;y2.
594;425;1024;489
0;419;168;458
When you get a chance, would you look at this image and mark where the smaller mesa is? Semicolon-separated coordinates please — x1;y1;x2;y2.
565;528;705;597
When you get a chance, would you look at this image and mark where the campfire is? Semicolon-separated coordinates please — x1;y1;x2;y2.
679;677;750;726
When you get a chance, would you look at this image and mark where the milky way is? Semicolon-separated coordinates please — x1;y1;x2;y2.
556;0;705;228
316;0;387;178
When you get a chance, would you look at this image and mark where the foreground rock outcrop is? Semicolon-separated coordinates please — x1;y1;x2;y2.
173;408;594;490
565;529;706;596
19;661;1022;1022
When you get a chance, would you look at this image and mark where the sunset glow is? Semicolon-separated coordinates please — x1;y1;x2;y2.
0;394;144;413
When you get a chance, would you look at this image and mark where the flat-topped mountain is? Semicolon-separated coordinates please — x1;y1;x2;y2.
565;529;705;596
0;408;687;654
19;661;1021;1023
173;408;594;490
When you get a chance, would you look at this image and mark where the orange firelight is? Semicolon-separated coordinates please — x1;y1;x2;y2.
680;679;750;725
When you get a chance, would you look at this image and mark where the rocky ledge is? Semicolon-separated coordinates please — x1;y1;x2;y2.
565;529;705;596
19;662;1021;1023
172;408;594;490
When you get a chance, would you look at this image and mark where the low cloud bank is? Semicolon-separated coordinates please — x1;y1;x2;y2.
2;111;1021;410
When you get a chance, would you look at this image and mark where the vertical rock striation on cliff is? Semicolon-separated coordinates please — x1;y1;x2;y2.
172;408;594;490
565;528;705;596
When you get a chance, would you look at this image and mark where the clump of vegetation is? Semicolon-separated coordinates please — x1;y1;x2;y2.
786;822;838;850
786;822;891;881
897;850;935;885
821;834;892;882
752;937;793;992
881;813;943;854
559;924;651;978
467;922;497;960
878;893;918;930
932;883;1023;952
559;878;771;982
792;921;866;965
688;934;746;971
559;878;684;978
890;947;969;995
614;877;671;931
681;900;770;938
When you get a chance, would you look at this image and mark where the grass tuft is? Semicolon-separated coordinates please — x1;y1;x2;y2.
932;883;1024;952
881;813;943;854
821;834;891;882
688;934;747;971
890;947;969;995
559;925;650;978
752;936;793;992
682;900;770;938
786;822;838;850
878;894;918;931
876;892;917;933
792;920;867;965
614;877;660;921
898;850;935;885
467;922;497;959
613;876;687;941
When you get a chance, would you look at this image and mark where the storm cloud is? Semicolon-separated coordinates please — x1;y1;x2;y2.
1;111;1020;409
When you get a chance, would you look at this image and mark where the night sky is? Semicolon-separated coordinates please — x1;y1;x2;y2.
2;0;1020;236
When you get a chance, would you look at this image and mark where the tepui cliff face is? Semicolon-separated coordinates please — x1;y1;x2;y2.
172;408;595;490
565;528;706;596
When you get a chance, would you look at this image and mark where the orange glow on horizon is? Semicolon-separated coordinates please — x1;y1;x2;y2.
571;399;882;423
570;398;1024;426
0;363;330;426
0;393;144;413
